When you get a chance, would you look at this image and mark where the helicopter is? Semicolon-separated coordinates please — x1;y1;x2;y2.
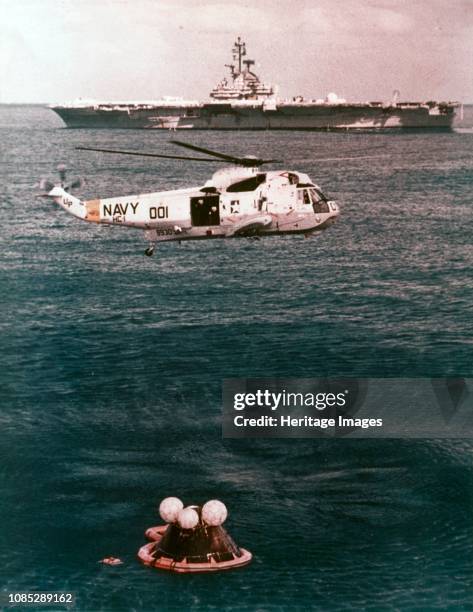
39;140;340;256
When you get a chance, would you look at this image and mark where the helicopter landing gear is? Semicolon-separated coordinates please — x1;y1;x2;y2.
144;230;156;256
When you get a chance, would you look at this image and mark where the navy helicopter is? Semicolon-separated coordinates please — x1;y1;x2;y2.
39;140;340;256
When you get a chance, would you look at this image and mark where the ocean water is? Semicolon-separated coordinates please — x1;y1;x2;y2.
1;106;473;611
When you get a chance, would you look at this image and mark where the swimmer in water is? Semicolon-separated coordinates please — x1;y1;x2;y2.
100;557;123;566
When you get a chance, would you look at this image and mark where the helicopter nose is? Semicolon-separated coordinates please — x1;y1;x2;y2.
328;201;339;215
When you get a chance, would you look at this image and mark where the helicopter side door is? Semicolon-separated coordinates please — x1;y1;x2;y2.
190;195;220;226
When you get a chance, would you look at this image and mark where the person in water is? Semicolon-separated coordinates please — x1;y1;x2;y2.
100;557;123;566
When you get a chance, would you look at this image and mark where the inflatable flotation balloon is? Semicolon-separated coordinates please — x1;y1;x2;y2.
202;500;228;526
159;497;184;523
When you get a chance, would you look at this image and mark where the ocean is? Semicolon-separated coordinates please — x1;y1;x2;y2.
1;105;472;610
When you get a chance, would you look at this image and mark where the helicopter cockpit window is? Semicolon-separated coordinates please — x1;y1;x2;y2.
298;189;312;205
310;188;328;203
312;200;330;213
226;174;266;193
310;189;330;213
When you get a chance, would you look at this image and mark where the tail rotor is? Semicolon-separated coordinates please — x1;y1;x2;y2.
37;164;85;196
56;163;85;190
38;178;55;193
57;163;67;185
66;176;86;190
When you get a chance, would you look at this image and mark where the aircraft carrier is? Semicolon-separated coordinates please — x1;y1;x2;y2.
51;37;458;130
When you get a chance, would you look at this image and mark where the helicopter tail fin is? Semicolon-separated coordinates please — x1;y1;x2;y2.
37;164;94;222
41;186;92;222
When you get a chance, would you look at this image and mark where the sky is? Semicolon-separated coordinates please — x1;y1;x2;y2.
1;0;472;104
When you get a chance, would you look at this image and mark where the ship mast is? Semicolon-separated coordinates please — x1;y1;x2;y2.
232;36;246;75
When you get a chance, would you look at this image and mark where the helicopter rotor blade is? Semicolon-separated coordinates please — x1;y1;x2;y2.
312;154;393;162
170;140;280;166
75;146;229;163
257;158;281;165
169;140;243;163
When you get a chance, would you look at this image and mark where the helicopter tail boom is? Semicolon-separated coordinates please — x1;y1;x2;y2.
43;186;100;223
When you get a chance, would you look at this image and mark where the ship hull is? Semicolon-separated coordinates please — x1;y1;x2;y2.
52;103;456;130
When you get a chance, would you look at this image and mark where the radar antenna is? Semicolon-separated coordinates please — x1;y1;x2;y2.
232;36;246;74
225;63;236;78
243;59;255;73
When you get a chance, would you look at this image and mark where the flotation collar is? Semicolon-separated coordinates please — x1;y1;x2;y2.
138;524;252;573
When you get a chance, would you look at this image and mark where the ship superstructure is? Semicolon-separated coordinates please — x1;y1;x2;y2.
50;38;458;130
209;37;274;100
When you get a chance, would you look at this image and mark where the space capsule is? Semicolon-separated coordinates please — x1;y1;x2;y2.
138;497;252;573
